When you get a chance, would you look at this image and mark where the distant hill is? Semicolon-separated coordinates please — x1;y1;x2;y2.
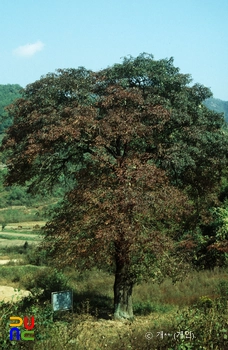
0;84;22;134
203;97;228;123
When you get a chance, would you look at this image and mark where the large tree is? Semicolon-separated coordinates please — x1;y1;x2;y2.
2;54;228;319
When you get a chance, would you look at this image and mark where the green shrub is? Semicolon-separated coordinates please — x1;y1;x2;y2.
23;268;70;300
24;246;48;266
217;280;228;309
0;296;54;349
217;280;228;298
174;302;228;349
0;245;26;255
133;301;173;315
196;295;213;312
0;265;41;284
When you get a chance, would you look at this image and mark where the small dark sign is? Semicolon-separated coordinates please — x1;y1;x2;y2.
51;290;73;312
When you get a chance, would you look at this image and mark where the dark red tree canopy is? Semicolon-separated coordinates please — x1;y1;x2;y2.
2;54;228;281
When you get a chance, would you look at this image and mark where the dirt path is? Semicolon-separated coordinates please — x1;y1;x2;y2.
0;238;40;246
6;221;46;229
0;259;21;265
1;231;41;238
0;221;43;303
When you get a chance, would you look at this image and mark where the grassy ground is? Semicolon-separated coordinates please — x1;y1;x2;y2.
0;229;228;349
0;220;43;247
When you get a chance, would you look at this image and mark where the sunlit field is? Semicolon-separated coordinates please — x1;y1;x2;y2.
0;225;227;350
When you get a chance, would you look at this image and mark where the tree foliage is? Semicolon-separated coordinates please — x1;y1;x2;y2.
2;54;228;319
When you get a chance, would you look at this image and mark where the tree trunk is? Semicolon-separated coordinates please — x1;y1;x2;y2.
113;262;134;320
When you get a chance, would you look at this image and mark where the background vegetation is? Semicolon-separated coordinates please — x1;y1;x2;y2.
0;84;22;140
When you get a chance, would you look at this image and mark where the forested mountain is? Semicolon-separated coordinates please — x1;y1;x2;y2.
0;84;22;134
204;97;228;122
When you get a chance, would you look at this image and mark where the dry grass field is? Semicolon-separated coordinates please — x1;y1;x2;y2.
0;222;228;349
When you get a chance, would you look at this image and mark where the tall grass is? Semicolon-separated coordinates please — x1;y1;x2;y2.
0;244;227;349
0;294;227;350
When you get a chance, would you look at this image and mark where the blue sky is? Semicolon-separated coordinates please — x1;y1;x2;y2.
1;0;228;100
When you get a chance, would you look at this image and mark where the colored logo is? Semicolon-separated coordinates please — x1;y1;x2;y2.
9;316;35;341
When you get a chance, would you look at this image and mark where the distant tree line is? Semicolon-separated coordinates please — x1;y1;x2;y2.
0;84;22;134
